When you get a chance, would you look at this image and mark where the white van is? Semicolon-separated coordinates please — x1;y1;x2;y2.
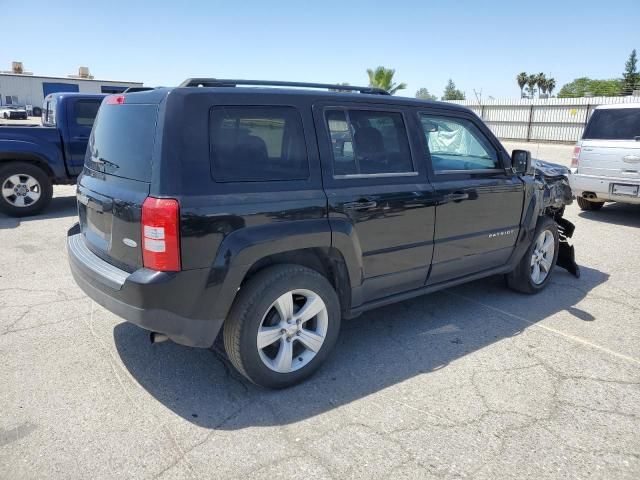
570;104;640;210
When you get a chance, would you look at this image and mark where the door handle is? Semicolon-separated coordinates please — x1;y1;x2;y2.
343;199;378;211
442;192;469;203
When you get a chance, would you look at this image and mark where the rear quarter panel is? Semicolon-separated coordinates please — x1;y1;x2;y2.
0;126;67;179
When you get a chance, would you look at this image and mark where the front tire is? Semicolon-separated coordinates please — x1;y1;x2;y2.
506;216;559;294
576;197;604;211
223;264;341;389
0;162;53;217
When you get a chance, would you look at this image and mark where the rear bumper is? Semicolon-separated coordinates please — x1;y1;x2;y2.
569;173;640;204
67;224;223;347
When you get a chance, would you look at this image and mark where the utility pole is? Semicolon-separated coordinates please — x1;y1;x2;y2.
473;88;483;105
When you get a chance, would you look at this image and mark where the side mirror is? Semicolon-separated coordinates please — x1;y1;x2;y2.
511;149;532;175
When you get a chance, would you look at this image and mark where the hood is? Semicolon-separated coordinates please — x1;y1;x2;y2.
533;159;569;178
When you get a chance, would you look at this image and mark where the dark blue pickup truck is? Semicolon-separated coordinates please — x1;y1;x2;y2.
0;92;105;216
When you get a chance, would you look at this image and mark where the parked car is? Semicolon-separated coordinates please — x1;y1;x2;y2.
0;92;105;216
0;105;28;120
67;79;577;389
570;103;640;210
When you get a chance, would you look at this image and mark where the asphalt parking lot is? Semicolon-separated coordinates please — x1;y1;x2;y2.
1;143;639;479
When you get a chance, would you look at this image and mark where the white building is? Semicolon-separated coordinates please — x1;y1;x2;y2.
0;62;143;110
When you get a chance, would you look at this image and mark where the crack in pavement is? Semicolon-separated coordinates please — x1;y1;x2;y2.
445;290;640;366
79;302;199;480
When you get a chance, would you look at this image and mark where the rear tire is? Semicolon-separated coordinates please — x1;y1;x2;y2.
223;264;341;389
0;162;53;217
506;216;559;294
577;197;604;211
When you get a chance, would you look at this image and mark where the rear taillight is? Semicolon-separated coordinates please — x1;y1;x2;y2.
141;197;181;271
106;95;126;105
571;146;581;168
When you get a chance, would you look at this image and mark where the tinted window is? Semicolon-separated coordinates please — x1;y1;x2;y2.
583;108;640;140
73;100;101;126
419;114;499;172
325;109;413;176
85;104;158;182
209;106;308;182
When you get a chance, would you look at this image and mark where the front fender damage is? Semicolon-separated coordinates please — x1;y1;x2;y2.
533;159;580;278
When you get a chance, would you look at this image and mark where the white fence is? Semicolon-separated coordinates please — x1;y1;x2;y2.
447;96;640;143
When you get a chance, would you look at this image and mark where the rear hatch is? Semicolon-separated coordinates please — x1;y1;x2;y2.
578;107;640;180
77;98;158;272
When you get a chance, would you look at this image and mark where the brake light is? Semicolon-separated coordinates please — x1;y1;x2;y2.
571;146;581;168
106;95;126;105
141;197;181;271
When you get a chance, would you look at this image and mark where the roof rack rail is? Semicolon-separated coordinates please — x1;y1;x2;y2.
178;78;390;95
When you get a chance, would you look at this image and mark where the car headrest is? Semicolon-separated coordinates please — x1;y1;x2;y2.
354;127;385;155
234;135;269;164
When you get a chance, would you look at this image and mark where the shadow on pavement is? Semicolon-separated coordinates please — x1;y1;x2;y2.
578;202;640;228
114;265;608;430
0;195;77;229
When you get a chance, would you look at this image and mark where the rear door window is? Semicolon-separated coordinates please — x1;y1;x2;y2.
419;114;499;173
85;104;158;182
209;106;309;182
325;109;414;176
583;108;640;140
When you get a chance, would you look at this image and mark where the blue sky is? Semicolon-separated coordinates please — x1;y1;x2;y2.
2;0;637;99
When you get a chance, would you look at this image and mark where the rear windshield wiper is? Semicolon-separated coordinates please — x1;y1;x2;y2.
92;157;119;169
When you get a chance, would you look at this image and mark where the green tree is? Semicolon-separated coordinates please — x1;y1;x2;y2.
516;72;528;98
558;77;624;97
536;73;547;97
415;87;437;100
525;74;538;98
546;78;556;96
622;49;639;95
366;66;407;95
441;79;465;100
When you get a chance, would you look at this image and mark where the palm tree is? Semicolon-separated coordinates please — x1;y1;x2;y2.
546;78;556;97
526;74;538;99
366;66;407;95
536;72;547;97
517;72;528;98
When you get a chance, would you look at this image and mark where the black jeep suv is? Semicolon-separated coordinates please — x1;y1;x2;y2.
67;79;576;388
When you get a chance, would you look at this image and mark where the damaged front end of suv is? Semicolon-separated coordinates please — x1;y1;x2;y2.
533;159;580;278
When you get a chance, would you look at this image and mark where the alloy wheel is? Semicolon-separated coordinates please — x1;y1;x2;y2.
1;174;42;207
257;289;328;373
530;229;555;285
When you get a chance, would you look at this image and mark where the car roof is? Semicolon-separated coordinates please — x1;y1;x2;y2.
594;102;640;110
125;86;471;113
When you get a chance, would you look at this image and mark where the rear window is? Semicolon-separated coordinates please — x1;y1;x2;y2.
85;104;158;182
209;106;309;182
583;108;640;140
73;100;101;126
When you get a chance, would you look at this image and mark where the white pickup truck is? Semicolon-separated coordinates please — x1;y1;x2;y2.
570;103;640;210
